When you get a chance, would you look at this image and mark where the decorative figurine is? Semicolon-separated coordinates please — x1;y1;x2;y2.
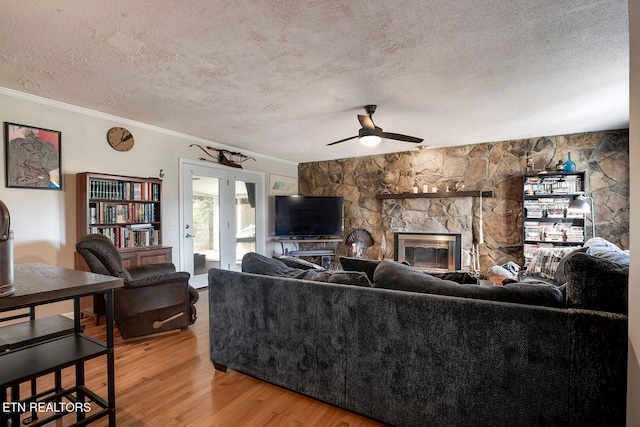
526;152;534;173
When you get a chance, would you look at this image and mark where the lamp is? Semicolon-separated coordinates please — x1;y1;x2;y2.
358;128;381;146
567;194;595;239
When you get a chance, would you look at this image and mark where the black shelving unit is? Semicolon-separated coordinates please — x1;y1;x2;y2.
522;171;587;267
0;263;123;426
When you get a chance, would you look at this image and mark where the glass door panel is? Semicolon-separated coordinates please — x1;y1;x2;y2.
181;162;228;289
180;159;264;284
192;176;221;276
235;180;256;269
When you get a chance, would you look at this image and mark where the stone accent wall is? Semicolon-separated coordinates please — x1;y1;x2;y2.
298;129;629;274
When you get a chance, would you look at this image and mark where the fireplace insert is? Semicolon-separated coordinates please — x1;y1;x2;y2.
394;232;462;271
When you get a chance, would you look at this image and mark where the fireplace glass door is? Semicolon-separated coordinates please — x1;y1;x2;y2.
394;232;462;271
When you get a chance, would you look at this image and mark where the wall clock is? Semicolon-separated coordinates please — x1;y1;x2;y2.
107;127;135;152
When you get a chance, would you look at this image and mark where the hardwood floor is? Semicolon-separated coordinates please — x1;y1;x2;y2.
18;290;386;426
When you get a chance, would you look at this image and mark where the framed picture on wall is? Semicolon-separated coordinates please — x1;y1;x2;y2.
269;174;297;196
4;122;62;190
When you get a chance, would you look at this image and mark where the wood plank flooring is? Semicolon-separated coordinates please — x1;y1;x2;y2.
14;290;386;426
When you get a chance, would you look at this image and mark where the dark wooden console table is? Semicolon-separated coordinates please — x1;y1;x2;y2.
0;263;123;426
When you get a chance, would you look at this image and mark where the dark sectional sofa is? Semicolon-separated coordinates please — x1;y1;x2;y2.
208;251;628;427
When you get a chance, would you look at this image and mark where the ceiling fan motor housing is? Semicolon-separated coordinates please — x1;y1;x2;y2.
364;104;377;116
359;127;381;137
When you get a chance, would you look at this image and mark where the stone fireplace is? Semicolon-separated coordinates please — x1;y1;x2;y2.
394;232;462;271
298;129;629;274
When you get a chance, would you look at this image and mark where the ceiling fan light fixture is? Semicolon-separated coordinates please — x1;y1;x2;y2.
326;105;423;147
360;134;381;146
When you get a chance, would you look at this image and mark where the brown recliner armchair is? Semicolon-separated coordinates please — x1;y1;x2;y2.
76;233;198;340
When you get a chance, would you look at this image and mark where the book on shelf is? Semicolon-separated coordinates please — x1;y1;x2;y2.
115;204;128;224
524;174;583;195
92;202;156;224
524;221;584;243
129;223;152;230
565;226;585;242
546;207;565;218
89;179;160;202
89;206;97;225
89;225;158;248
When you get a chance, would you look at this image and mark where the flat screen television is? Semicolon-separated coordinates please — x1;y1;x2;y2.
275;196;344;237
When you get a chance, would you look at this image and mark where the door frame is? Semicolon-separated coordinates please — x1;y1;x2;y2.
178;158;266;278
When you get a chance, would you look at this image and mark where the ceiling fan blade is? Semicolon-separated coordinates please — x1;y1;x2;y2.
326;135;358;146
358;115;376;130
380;132;424;143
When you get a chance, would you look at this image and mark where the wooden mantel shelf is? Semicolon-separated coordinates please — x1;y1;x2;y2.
375;190;493;200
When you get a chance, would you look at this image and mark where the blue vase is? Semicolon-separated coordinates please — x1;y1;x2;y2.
563;152;576;173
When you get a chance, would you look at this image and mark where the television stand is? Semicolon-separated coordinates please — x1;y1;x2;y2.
278;238;342;268
289;250;333;256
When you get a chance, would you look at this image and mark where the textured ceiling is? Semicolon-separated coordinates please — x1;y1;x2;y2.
0;1;629;163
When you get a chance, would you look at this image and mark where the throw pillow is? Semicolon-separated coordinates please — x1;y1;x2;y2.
525;247;577;282
339;257;381;282
584;237;630;265
241;252;306;278
274;255;323;270
564;252;628;315
302;269;372;287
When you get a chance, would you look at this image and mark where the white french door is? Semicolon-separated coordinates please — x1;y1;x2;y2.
180;159;265;288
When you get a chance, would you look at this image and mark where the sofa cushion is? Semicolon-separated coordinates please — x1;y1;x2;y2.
564;252;628;314
373;261;461;293
274;255;323;270
302;269;372;287
241;252;306;278
373;260;564;308
340;257;479;284
428;270;480;285
553;247;588;285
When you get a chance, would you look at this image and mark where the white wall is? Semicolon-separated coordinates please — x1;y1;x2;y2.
628;1;639;424
0;88;298;271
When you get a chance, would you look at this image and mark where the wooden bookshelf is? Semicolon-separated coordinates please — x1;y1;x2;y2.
76;172;165;249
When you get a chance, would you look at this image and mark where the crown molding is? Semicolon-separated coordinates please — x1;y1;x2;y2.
0;86;298;166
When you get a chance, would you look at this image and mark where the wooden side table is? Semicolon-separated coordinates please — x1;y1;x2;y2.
486;275;517;286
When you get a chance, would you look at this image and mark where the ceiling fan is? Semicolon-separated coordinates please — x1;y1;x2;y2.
326;105;424;147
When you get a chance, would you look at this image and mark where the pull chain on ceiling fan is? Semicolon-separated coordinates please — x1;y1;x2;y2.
326;105;424;147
